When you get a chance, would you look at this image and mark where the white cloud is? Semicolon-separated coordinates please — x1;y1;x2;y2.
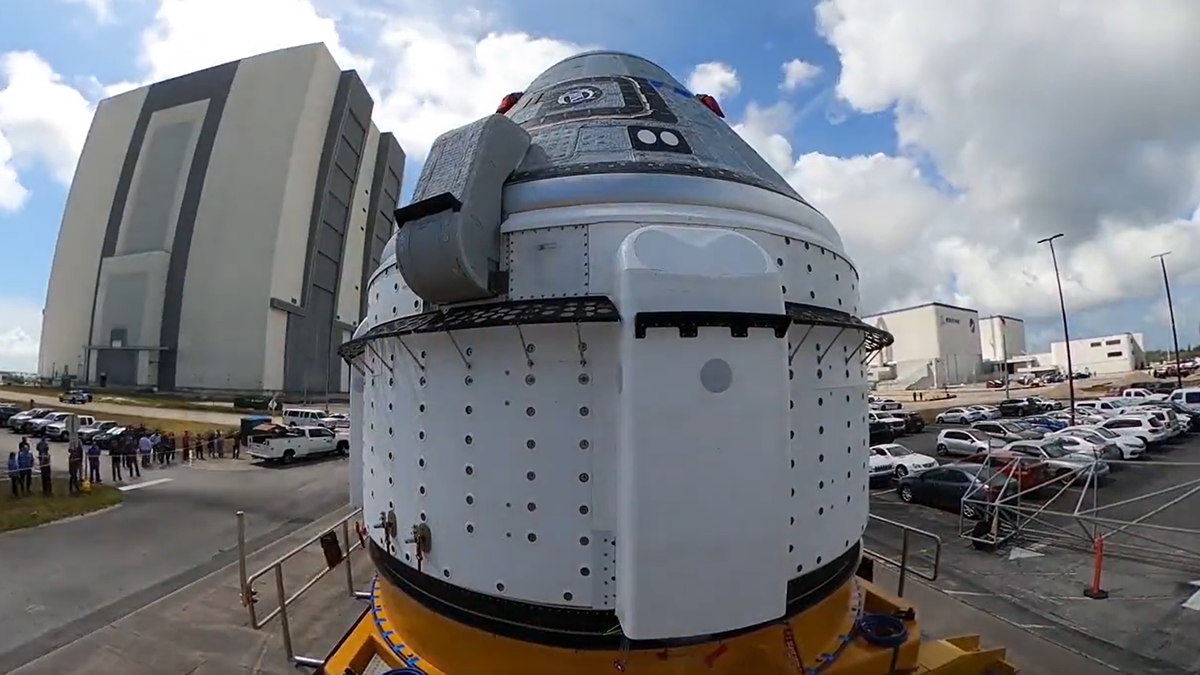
60;0;114;22
0;297;41;373
780;59;821;91
0;51;95;209
686;62;740;100
731;0;1200;327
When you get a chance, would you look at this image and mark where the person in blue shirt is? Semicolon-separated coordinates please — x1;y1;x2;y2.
16;444;34;496
7;452;18;498
86;441;102;484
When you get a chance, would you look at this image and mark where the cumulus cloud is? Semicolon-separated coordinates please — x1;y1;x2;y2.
780;59;821;91
686;62;740;100
0;52;95;210
730;0;1200;329
0;297;42;373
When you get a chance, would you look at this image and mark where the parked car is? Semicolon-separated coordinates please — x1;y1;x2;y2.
869;420;895;445
1122;407;1183;438
936;428;1006;457
319;412;351;430
1168;387;1200;415
8;408;51;431
869;443;938;480
966;405;1001;420
44;415;96;441
1046;432;1123;465
1099;415;1168;445
59;389;93;404
1048;410;1105;426
0;403;20;424
998;398;1039;417
1004;439;1110;484
869;396;902;411
972;420;1044;442
1027;396;1063;411
896;463;1008;519
28;411;70;436
247;425;349;463
1021;415;1067;432
78;420;119;443
960;448;1053;492
891;410;926;433
94;425;130;450
1055;425;1145;460
1074;399;1123;417
870;411;907;435
935;407;984;425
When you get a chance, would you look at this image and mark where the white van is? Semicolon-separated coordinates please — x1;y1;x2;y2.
1169;387;1200;414
283;408;326;427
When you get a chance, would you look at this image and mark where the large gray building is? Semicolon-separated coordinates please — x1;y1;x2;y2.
39;43;405;394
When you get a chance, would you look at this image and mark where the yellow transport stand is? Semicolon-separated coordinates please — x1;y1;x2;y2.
321;571;1017;675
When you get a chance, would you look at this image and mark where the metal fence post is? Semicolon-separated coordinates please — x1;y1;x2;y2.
898;529;910;598
237;510;258;628
275;565;294;661
342;519;354;597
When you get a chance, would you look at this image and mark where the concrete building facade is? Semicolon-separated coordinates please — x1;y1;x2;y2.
38;43;405;394
979;315;1026;364
1050;333;1147;376
865;302;984;389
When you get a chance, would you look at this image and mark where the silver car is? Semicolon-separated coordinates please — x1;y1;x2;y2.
1005;438;1110;484
971;420;1044;442
935;428;1006;457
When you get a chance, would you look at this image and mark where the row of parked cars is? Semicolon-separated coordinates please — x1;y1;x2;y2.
2;406;141;448
879;391;1200;521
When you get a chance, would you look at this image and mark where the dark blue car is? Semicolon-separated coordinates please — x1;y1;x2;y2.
1022;416;1067;432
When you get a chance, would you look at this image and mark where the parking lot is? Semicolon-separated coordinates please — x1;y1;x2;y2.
867;421;1200;675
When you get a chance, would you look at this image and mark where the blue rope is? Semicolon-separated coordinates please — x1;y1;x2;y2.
381;670;425;675
855;613;908;649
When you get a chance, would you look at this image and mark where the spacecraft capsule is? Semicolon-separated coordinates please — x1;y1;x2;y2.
341;50;892;674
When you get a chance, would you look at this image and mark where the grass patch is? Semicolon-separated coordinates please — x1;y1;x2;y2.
99;412;236;436
0;384;226;413
0;477;123;532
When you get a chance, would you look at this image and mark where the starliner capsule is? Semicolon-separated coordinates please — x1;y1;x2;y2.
325;51;1015;675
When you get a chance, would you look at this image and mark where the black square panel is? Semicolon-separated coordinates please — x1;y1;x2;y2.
627;126;693;154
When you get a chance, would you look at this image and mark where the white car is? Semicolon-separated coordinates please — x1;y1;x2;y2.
935;407;984;424
1049;410;1105;426
247;425;350;462
966;405;1001;420
43;414;96;442
1044;432;1123;464
1099;415;1168;445
869;396;902;411
1056;424;1144;459
1122;407;1182;437
869;443;938;479
1074;400;1123;417
869;411;907;434
319;412;351;430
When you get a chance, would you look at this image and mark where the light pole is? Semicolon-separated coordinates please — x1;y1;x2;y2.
1000;316;1011;398
1038;233;1075;426
1151;252;1184;391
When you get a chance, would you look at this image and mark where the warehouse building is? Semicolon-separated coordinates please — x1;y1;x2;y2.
1050;333;1147;376
865;302;984;389
38;43;405;394
979;315;1027;364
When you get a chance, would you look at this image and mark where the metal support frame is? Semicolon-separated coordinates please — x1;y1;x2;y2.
862;514;943;598
237;508;369;669
957;453;1200;571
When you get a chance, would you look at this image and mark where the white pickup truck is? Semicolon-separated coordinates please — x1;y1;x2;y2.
1119;388;1168;403
247;426;350;463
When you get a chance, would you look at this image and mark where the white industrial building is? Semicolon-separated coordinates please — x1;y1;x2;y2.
38;43;405;394
865;302;984;389
979;315;1026;364
1050;332;1147;376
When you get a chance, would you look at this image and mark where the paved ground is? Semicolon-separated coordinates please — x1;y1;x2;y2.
0;427;351;675
10;505;372;675
868;424;1200;674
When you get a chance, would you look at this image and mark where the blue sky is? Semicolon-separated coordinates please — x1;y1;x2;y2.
2;0;1199;372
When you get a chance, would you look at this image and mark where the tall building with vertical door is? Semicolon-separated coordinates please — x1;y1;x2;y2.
38;43;405;394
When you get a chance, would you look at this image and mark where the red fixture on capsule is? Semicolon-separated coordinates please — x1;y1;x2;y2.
496;92;524;115
695;94;725;118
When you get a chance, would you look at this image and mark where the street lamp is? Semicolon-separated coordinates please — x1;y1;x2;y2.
1038;233;1076;425
1151;252;1184;391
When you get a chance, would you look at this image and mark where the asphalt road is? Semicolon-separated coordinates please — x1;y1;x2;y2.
0;427;351;674
868;423;1200;675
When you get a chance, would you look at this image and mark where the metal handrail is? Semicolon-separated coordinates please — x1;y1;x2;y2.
862;513;943;597
237;507;367;668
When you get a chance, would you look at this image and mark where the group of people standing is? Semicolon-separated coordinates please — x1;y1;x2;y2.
9;428;243;498
7;437;51;496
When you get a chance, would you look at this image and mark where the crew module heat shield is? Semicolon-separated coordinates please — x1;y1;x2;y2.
326;50;1015;675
